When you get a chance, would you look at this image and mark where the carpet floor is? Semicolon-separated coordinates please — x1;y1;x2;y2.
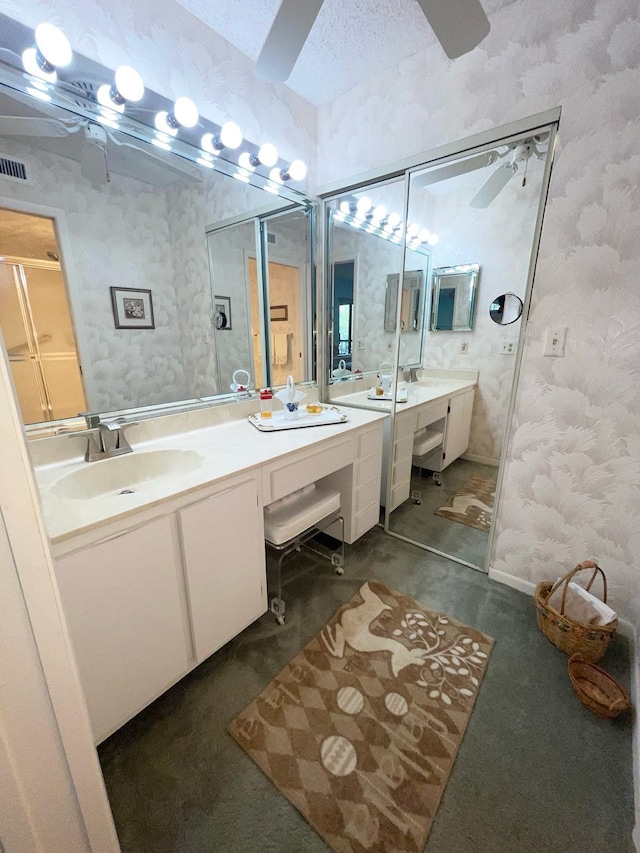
98;527;634;852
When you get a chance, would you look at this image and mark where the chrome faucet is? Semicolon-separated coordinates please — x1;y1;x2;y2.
80;414;138;462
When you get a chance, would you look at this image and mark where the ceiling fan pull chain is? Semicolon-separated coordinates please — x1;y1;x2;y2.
521;148;529;188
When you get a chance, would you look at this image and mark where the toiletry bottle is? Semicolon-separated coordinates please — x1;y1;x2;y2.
260;389;273;419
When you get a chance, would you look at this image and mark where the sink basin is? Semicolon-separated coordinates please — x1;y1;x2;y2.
53;449;205;500
414;379;449;387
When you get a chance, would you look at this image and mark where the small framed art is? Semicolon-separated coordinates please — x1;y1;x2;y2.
110;287;155;329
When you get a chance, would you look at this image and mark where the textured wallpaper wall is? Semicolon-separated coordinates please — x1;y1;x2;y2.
318;0;640;619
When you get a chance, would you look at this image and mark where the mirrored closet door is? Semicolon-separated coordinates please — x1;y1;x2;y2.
386;126;557;570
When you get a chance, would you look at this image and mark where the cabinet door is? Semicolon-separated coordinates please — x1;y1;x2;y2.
55;516;190;743
179;476;267;663
443;389;475;468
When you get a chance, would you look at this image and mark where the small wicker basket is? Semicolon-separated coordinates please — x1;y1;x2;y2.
534;560;617;663
568;654;631;719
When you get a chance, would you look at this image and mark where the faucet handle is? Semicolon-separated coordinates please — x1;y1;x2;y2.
82;412;101;429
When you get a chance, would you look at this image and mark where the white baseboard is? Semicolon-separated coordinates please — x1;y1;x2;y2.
488;568;536;596
461;453;499;466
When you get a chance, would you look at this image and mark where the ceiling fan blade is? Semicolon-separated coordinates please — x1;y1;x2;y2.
254;0;324;82
0;115;81;138
415;0;490;59
412;151;497;189
469;162;517;208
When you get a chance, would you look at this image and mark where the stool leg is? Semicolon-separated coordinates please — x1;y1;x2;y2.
331;516;345;576
269;551;286;625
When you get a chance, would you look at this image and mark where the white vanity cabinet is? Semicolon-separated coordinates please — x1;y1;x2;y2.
442;388;474;468
55;515;191;744
179;475;266;664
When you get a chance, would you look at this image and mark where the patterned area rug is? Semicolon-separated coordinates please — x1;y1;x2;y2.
435;474;496;532
229;581;493;853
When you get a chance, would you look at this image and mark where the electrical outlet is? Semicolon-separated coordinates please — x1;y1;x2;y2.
543;327;567;357
357;339;365;350
459;340;469;354
386;341;393;351
500;341;515;354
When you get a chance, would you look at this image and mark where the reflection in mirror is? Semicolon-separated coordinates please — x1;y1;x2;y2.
0;90;311;427
489;292;523;325
327;178;429;381
387;128;553;570
430;264;480;331
207;206;314;393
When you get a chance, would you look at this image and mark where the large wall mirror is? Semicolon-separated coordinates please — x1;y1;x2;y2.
0;14;314;431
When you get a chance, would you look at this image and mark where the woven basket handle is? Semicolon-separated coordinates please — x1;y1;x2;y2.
548;560;607;615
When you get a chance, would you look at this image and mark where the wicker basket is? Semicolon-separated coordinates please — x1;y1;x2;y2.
534;560;617;663
568;654;631;719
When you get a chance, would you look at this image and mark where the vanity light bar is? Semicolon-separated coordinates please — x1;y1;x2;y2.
15;21;309;187
335;197;438;247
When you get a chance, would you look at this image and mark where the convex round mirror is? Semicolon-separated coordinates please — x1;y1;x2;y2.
489;293;523;325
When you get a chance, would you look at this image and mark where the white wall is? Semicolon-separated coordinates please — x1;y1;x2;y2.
318;0;640;623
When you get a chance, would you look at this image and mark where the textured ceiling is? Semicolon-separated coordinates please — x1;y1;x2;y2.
0;208;58;262
174;0;515;106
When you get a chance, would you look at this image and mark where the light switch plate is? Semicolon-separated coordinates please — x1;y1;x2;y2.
543;327;567;357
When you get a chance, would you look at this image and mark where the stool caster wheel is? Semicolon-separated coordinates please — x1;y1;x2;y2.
433;472;442;486
335;566;344;576
276;614;286;625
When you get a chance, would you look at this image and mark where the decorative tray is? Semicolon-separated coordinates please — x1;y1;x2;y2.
248;405;348;432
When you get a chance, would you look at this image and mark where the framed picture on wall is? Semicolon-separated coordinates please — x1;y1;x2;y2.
214;295;232;330
270;304;288;322
111;287;155;329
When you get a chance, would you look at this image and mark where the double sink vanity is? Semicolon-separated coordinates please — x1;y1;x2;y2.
33;395;386;743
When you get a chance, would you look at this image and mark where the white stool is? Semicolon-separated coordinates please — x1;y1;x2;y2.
264;484;344;624
412;428;444;488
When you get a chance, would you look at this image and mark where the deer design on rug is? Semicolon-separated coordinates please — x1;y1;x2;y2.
321;582;430;676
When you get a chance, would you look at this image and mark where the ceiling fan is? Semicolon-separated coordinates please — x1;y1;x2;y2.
254;0;490;82
0;112;201;186
413;136;548;208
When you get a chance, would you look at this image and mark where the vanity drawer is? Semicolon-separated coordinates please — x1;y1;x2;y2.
263;437;354;503
393;434;414;465
355;477;379;513
390;480;411;512
357;426;383;460
355;452;381;487
416;399;448;430
394;411;417;440
354;502;380;540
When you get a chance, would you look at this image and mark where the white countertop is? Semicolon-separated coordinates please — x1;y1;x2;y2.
335;378;476;414
35;406;388;545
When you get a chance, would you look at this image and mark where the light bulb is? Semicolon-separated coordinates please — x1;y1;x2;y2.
356;196;372;214
35;23;72;68
200;133;219;155
97;84;124;112
372;205;387;222
407;223;419;237
258;142;278;167
173;96;199;128
22;48;56;81
220;121;242;149
287;159;307;181
154;112;177;136
388;212;401;228
114;66;144;102
427;233;440;246
339;201;351;215
418;229;430;242
238;152;255;172
269;167;284;184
